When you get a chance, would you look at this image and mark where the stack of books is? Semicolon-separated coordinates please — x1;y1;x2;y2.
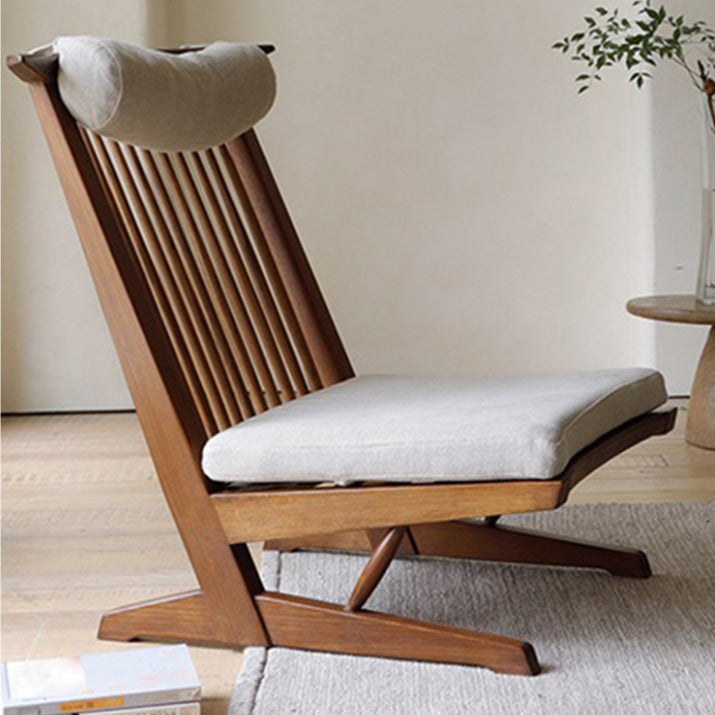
1;645;201;715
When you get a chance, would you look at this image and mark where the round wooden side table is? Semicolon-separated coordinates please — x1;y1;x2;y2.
627;295;715;450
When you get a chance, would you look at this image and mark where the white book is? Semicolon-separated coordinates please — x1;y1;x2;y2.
75;703;200;715
1;645;201;715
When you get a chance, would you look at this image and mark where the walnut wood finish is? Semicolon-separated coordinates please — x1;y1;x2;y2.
628;295;715;449
346;526;407;611
6;51;58;83
265;529;375;553
269;525;418;556
255;592;540;676
16;77;269;645
214;479;562;544
627;294;715;324
689;327;715;449
228;131;354;387
9;47;677;675
367;526;417;556
98;591;246;647
553;408;676;499
266;527;419;555
410;521;652;578
264;517;652;579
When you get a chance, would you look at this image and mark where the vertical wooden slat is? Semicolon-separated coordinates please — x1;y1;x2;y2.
131;146;253;422
186;151;282;407
158;152;265;415
123;144;245;426
171;152;270;414
151;152;260;420
216;144;321;392
200;149;297;401
85;132;216;437
228;131;354;387
210;147;309;396
80;122;354;431
101;139;232;431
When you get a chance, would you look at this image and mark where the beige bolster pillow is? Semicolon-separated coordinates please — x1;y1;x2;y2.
54;36;276;152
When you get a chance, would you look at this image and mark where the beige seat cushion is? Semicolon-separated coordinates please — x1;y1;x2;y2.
54;37;276;151
202;368;667;485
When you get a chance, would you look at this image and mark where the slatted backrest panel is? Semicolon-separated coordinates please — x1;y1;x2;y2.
80;128;354;442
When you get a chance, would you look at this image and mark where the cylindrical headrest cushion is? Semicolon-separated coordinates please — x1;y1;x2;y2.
54;37;276;152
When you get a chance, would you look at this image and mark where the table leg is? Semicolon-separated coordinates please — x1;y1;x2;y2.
686;326;715;450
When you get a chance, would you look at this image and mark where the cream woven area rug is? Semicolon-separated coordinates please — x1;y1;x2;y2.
230;503;715;714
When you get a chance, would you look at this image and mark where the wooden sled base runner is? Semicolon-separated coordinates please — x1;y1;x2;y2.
8;40;676;675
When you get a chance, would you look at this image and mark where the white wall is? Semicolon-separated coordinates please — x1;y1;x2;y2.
1;0;170;411
3;0;682;411
168;0;655;378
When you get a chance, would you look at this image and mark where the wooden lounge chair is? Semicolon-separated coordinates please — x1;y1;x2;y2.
8;40;676;676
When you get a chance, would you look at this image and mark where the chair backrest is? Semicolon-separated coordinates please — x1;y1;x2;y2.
8;47;354;456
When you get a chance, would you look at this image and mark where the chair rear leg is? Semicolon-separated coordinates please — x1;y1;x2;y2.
410;520;651;578
265;522;650;579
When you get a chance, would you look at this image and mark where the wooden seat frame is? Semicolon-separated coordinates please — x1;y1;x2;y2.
8;46;676;676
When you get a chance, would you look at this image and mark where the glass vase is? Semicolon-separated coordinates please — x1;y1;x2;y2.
696;95;715;305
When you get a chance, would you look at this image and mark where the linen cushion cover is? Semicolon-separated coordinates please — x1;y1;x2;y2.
53;36;276;151
202;368;667;485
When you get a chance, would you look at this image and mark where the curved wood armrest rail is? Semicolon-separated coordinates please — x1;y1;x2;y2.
6;44;276;84
211;408;677;544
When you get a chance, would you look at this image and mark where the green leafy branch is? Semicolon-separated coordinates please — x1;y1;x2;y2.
553;1;715;132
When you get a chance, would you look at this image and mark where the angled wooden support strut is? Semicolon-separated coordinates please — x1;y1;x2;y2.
346;526;407;611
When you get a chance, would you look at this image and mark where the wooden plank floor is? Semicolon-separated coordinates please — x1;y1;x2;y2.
2;401;714;712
